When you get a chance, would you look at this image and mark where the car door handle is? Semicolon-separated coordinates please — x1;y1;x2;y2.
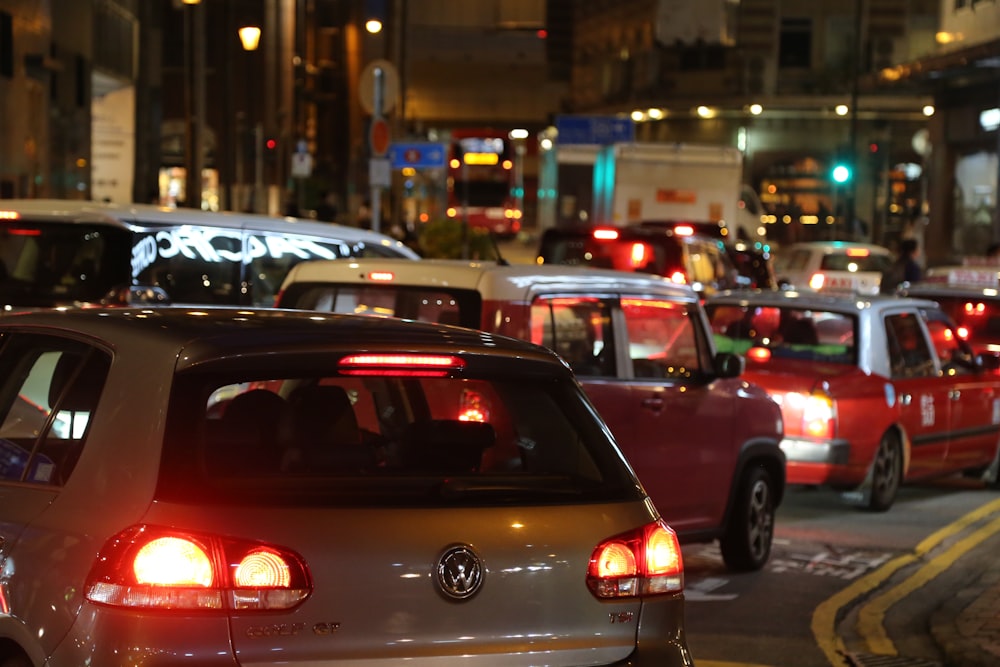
899;393;912;406
641;397;664;412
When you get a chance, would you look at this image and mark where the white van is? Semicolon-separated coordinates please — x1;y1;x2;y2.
0;199;417;309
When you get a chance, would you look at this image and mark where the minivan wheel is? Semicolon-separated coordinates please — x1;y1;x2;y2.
866;431;902;512
719;466;774;572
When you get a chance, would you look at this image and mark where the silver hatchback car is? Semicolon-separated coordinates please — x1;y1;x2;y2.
0;307;693;666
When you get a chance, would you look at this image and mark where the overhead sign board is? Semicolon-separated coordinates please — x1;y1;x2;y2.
388;142;447;169
555;115;635;145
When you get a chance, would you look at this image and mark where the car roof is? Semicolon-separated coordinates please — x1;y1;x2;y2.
283;257;700;302
706;288;940;313
0;198;416;255
0;306;562;372
903;282;1000;299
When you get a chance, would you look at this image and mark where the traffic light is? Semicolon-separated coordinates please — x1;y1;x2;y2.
831;162;852;184
264;136;278;162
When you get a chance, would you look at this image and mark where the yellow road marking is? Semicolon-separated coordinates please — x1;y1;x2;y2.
811;496;1000;665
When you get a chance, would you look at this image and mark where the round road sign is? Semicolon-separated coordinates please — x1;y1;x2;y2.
359;59;399;115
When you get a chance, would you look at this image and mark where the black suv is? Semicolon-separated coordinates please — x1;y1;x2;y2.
537;223;775;296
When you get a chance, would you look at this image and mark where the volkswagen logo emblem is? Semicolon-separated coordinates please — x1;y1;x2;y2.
436;545;483;601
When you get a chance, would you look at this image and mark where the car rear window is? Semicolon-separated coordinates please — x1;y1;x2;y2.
707;304;857;364
538;230;683;274
157;370;639;507
278;283;482;328
819;251;892;273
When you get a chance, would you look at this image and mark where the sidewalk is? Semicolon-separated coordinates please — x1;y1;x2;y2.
930;564;1000;667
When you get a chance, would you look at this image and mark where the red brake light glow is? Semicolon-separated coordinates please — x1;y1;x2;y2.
746;346;772;362
629;242;647;268
8;228;40;236
668;270;687;284
957;326;970;340
85;525;311;612
965;302;986;315
587;520;683;599
0;211;19;220
592;228;619;240
674;224;694;236
338;353;465;376
368;271;394;282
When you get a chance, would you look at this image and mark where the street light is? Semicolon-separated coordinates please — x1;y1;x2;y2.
238;26;261;51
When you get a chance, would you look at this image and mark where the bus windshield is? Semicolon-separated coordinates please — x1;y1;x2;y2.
0;222;132;307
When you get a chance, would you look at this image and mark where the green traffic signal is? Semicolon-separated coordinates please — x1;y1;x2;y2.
832;164;851;183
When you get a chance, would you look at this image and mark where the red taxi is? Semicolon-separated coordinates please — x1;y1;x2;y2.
277;258;786;571
903;266;1000;357
536;223;775;296
705;289;1000;511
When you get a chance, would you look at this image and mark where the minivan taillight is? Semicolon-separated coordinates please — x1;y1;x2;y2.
85;525;312;612
587;520;683;598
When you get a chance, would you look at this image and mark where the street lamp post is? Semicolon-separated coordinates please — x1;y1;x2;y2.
238;25;261;212
181;0;206;209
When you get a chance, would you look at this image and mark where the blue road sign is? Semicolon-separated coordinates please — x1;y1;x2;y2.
388;142;447;169
555;115;635;145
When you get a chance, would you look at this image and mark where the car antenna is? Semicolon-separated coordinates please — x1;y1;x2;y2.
489;232;510;266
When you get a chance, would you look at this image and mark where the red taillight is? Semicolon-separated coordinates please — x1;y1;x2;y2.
668;270;687;284
593;228;619;240
747;346;772;362
338;353;465;377
674;224;694;236
0;211;20;220
587;520;683;599
9;228;39;236
85;525;312;612
965;302;986;315
368;271;394;282
957;325;970;340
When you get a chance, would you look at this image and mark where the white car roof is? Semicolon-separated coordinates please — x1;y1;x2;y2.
706;288;940;315
281;257;700;303
0;198;417;256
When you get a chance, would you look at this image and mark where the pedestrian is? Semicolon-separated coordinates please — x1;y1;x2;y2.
881;238;922;293
315;190;339;222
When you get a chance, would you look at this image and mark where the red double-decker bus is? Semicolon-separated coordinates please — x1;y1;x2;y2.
446;129;521;238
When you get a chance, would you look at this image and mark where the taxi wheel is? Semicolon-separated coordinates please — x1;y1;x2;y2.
720;466;774;572
868;431;902;512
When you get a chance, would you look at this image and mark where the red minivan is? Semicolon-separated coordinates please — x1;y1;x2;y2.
277;257;786;571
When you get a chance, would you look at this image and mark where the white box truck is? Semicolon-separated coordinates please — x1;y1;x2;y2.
590;142;764;241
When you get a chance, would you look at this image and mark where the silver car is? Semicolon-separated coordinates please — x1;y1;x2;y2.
0;307;693;666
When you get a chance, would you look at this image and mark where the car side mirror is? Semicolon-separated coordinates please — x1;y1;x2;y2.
714;351;745;378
